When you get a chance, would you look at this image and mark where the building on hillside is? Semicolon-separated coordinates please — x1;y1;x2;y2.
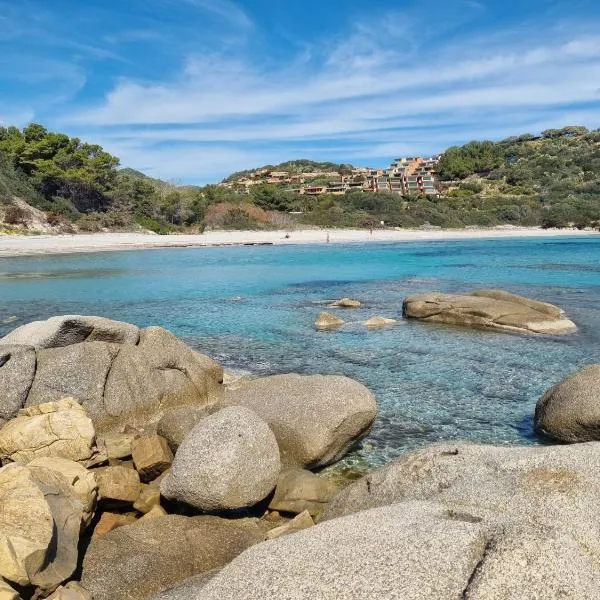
368;155;441;197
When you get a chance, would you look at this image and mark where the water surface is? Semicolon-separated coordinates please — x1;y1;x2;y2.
1;236;599;469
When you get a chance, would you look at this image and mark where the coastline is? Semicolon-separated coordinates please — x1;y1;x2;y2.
0;226;597;257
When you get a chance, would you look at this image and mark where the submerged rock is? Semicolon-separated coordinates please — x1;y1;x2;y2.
329;298;361;308
534;364;600;442
81;515;264;600
225;374;376;469
0;317;223;432
363;316;397;329
161;406;280;512
314;312;344;330
403;289;576;334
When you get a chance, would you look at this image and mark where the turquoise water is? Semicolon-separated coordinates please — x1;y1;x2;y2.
1;236;599;469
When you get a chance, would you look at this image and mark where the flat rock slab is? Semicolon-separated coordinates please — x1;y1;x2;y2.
403;289;576;334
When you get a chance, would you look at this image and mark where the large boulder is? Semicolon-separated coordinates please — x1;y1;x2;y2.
225;374;376;468
534;364;600;442
403;289;576;334
80;515;264;600
0;399;95;464
194;501;491;600
320;441;600;598
157;406;214;452
160;406;280;512
0;345;36;423
0;315;139;349
0;317;223;433
0;463;84;590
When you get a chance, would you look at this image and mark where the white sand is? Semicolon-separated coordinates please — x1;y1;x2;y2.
0;227;597;257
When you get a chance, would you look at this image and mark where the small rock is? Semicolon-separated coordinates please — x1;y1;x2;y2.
363;316;397;329
269;468;338;518
266;510;315;539
47;582;92;600
133;484;161;514
99;432;135;460
95;465;140;505
138;505;168;523
314;312;344;331
330;298;361;308
132;435;173;482
93;512;137;538
0;398;95;464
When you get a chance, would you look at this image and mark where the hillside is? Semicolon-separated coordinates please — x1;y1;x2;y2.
1;123;599;233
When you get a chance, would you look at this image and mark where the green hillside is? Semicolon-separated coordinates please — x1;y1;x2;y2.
1;122;598;233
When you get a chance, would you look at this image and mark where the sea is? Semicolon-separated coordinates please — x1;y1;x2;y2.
1;235;599;472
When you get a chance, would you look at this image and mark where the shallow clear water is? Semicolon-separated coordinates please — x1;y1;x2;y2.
1;236;599;469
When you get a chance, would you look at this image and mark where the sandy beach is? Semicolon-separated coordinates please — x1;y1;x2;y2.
0;227;596;257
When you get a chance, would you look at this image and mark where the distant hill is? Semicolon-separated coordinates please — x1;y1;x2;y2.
223;159;355;183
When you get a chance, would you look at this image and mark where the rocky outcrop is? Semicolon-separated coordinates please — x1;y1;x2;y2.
314;312;343;330
81;515;264;600
0;317;223;431
194;502;491;600
320;441;600;598
268;468;338;518
0;463;84;591
534;364;600;442
403;289;576;334
225;374;376;469
160;407;280;512
0;399;95;464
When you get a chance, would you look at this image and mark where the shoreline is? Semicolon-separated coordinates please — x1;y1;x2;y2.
0;227;597;258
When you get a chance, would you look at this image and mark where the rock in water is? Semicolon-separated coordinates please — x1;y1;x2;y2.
0;399;95;464
314;312;344;330
329;298;361;308
160;406;280;512
363;316;397;329
225;374;376;468
81;515;264;600
0;316;223;432
402;289;576;334
534;364;600;442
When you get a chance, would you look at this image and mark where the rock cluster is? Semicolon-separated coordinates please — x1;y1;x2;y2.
0;316;375;599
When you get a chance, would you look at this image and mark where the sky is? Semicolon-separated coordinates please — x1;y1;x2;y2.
1;0;600;184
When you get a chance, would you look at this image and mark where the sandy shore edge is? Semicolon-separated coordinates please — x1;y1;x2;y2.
0;227;597;257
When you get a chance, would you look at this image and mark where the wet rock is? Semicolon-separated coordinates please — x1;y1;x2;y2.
225;374;376;469
329;298;361;308
363;316;397;329
161;407;280;512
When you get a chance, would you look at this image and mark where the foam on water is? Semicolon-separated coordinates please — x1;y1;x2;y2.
1;236;599;468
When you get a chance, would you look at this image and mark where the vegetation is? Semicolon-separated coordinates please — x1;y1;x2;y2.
1;123;599;232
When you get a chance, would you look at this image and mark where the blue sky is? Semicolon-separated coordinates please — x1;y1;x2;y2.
1;0;599;184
